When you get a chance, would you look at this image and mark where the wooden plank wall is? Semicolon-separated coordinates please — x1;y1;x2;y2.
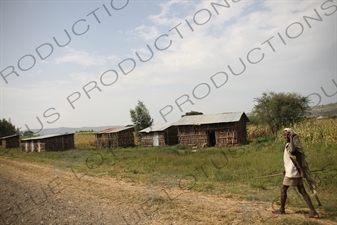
22;134;74;152
178;120;248;147
116;129;135;147
44;135;74;151
141;132;166;147
178;125;208;147
1;136;20;148
141;127;178;147
97;129;134;148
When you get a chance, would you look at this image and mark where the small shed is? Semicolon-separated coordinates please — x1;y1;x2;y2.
174;112;249;147
0;134;20;149
21;133;74;152
96;126;135;148
140;123;178;147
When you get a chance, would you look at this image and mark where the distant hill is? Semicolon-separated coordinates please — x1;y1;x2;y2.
26;125;124;135
309;102;337;118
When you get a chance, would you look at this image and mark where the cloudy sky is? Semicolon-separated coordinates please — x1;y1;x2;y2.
0;0;336;131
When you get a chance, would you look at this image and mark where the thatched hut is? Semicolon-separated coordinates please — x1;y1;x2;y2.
0;134;20;148
140;123;178;147
21;133;74;152
96;126;135;148
174;112;249;147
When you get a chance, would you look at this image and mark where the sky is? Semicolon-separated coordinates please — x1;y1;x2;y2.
0;0;336;132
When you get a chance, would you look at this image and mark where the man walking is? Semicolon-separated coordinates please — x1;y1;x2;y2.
272;128;319;218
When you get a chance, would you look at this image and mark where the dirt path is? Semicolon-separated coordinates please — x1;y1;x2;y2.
0;157;335;225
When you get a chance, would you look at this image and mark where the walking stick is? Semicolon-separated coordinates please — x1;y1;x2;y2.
255;173;284;179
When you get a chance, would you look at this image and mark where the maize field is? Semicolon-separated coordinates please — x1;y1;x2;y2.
280;118;337;145
74;133;96;148
248;117;337;145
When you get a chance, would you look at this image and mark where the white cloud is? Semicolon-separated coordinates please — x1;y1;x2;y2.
148;0;193;26
115;0;336;111
133;25;161;41
52;47;108;67
70;72;98;85
2;0;336;129
106;55;118;64
125;1;331;88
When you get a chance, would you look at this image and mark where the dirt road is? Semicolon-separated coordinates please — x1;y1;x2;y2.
0;157;335;225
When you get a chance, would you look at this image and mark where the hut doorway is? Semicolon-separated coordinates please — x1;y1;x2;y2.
207;130;216;147
153;132;159;146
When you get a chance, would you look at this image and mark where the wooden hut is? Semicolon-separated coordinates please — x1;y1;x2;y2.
174;112;249;147
96;126;135;148
21;133;74;152
0;134;20;148
140;123;178;147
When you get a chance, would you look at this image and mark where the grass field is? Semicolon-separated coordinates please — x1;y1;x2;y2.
1;118;337;223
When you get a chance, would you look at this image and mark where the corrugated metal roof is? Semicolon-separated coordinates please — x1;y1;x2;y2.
174;112;248;126
21;133;74;141
0;134;19;139
96;126;134;134
139;123;173;133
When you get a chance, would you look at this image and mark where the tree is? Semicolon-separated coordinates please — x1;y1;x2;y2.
251;91;310;136
23;130;34;137
182;111;203;117
130;101;154;136
0;118;17;137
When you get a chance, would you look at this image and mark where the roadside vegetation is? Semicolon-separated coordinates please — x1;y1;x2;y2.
1;117;337;223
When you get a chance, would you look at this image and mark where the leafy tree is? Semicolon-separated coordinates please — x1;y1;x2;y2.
246;113;259;126
130;101;153;136
183;111;203;117
0;118;17;137
251;91;310;136
23;130;34;137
